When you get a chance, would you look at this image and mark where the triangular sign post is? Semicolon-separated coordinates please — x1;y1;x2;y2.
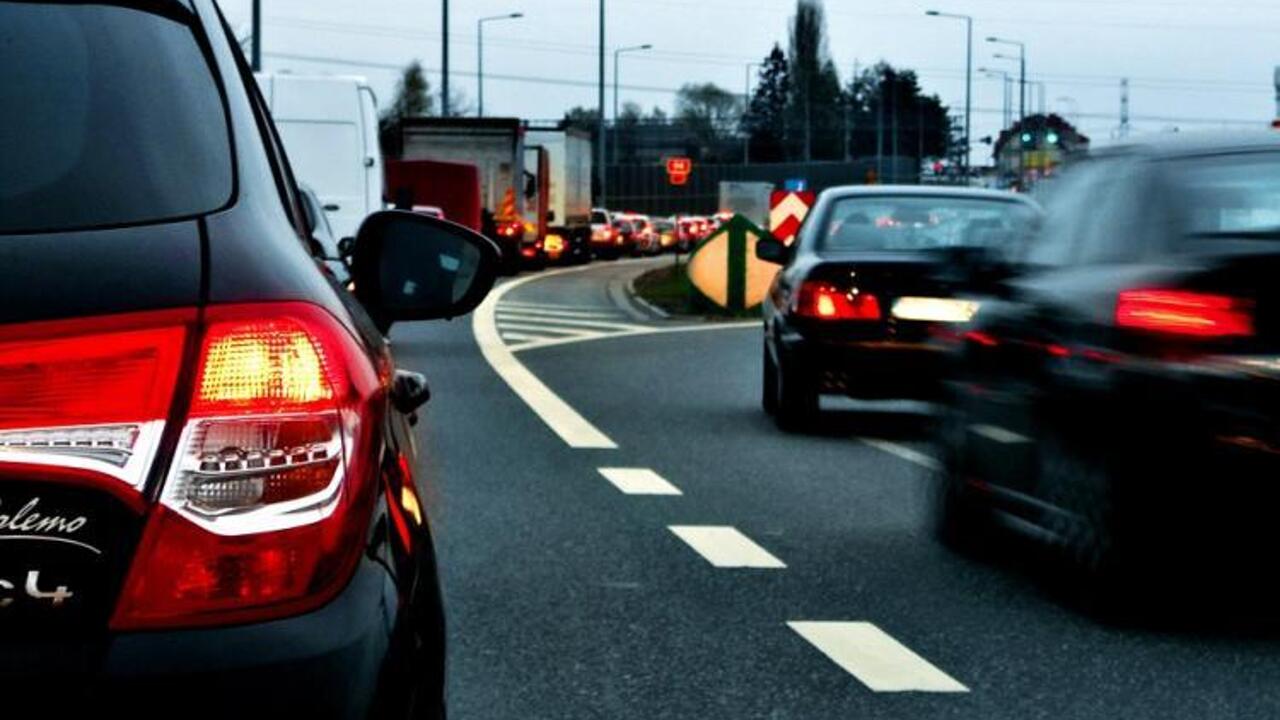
685;214;780;312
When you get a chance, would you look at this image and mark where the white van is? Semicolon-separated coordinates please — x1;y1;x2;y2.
255;73;384;241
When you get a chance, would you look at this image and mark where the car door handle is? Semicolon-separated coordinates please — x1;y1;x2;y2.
391;370;431;415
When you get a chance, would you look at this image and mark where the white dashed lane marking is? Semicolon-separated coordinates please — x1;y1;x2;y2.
668;526;786;569
859;439;940;471
598;468;682;495
788;622;969;693
969;423;1032;445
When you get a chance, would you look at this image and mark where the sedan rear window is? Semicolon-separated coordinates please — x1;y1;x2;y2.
819;196;1038;253
1171;152;1280;238
0;4;232;233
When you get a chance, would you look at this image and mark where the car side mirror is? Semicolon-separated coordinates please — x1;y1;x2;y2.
350;211;500;332
755;234;790;264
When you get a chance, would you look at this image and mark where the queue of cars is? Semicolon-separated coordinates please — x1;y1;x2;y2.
590;208;715;259
756;131;1280;609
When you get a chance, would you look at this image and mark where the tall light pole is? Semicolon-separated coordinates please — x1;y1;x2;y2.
612;43;652;166
597;0;606;208
477;12;523;117
251;0;262;71
441;0;450;117
744;62;759;165
926;11;972;180
987;37;1025;123
979;67;1011;128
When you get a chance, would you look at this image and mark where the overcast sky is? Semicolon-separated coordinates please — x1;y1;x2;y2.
221;0;1280;157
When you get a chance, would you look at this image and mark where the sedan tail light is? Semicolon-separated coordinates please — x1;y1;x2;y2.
1116;289;1254;338
0;310;191;501
795;281;882;321
111;303;382;630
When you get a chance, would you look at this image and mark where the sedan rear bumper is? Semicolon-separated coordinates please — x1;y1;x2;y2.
778;331;946;400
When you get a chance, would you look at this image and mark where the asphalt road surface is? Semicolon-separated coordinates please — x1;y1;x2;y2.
390;258;1280;720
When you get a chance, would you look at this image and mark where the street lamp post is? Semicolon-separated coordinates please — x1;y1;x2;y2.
612;43;652;166
477;12;524;118
251;0;261;71
926;11;972;181
987;37;1026;123
744;62;759;165
442;0;450;117
598;0;606;208
979;67;1011;129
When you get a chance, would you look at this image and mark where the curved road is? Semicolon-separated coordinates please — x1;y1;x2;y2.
391;258;1278;719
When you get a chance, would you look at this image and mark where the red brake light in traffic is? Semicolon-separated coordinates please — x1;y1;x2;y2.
1115;289;1254;338
112;303;382;630
796;282;882;321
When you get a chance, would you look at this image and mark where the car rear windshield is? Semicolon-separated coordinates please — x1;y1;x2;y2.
818;196;1038;253
1170;152;1280;238
0;3;232;234
591;211;609;224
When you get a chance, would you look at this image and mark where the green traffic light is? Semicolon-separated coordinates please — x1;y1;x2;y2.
1020;132;1034;144
1046;131;1060;145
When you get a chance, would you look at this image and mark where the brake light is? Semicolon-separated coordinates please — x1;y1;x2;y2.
112;303;382;630
1116;289;1254;338
0;310;190;496
496;221;523;239
796;282;882;320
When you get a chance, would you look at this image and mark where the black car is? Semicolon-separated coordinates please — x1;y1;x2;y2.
0;0;499;715
932;133;1280;601
757;186;1041;430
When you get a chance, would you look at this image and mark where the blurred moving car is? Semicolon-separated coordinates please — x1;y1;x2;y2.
654;218;679;252
590;207;625;258
756;186;1040;430
618;213;658;256
255;72;384;242
1;1;501;713
933;133;1280;598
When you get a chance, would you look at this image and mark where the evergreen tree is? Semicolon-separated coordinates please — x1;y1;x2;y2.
382;60;433;125
743;44;790;163
846;63;952;171
786;0;843;161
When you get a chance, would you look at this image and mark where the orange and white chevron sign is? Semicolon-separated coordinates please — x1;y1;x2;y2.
769;190;815;245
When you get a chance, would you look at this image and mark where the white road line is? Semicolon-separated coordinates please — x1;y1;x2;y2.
500;332;537;342
597;467;682;495
859;439;940;471
508;320;758;354
496;313;649;331
472;265;618;449
668;526;786;568
970;423;1032;445
497;305;626;320
787;622;969;693
493;322;599;337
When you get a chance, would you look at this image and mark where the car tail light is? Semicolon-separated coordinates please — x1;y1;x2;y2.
497;221;523;238
0;310;190;498
1116;289;1254;338
111;303;382;630
795;282;882;320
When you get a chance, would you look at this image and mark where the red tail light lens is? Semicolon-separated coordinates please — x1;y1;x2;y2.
112;303;381;630
1116;289;1254;338
0;310;190;495
796;282;882;321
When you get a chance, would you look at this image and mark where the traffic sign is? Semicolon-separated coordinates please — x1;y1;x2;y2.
685;214;779;312
665;157;693;186
769;190;815;246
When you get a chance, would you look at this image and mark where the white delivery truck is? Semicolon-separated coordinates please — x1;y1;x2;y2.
255;73;384;241
525;125;593;264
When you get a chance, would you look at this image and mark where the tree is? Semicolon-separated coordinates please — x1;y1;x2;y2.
846;63;952;179
382;60;433;125
786;0;843;161
744;44;791;163
563;106;601;130
675;82;741;159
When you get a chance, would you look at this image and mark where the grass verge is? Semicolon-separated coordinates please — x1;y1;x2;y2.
632;259;762;320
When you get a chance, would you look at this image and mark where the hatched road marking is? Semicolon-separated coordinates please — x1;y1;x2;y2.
668;525;786;568
598;467;683;495
788;622;969;693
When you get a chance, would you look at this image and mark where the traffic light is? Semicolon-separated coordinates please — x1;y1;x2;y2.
1046;131;1061;145
1020;131;1034;146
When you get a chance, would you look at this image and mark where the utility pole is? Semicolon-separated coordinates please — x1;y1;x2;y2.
876;79;884;182
1119;77;1130;138
597;0;606;207
926;12;972;180
478;13;524;118
612;44;652;167
251;0;261;71
441;0;450;117
743;62;758;166
890;79;898;183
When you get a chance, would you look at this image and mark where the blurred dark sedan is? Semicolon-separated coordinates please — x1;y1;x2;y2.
933;132;1280;604
757;186;1041;430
